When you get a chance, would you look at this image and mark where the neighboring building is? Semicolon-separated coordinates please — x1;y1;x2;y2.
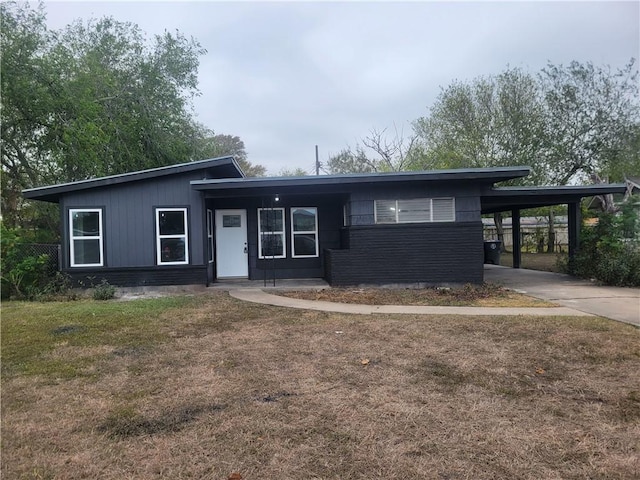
23;157;625;286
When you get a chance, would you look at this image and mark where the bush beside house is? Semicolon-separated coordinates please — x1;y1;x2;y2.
567;201;640;287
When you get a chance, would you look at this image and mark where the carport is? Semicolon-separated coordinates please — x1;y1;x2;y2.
481;184;627;268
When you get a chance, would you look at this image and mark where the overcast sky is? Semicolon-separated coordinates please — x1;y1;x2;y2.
44;1;639;175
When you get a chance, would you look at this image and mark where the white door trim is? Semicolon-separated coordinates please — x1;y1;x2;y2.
215;209;248;278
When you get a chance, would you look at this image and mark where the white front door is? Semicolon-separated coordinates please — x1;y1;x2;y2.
215;209;248;278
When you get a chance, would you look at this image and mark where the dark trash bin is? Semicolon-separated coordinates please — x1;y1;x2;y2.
484;240;502;265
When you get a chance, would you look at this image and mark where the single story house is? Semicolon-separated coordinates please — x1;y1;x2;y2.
23;156;626;287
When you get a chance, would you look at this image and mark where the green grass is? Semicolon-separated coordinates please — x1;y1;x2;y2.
1;296;196;379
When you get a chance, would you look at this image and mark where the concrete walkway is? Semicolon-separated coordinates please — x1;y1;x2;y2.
229;288;590;317
227;267;639;325
484;265;640;326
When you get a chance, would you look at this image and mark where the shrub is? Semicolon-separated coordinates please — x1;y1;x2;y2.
567;203;640;287
92;279;116;300
2;223;50;299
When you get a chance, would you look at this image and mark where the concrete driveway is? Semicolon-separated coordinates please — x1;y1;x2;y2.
484;265;640;327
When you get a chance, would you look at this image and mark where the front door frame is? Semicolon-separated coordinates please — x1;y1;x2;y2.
215;209;249;278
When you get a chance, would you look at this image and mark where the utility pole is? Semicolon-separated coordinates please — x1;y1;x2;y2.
315;145;320;175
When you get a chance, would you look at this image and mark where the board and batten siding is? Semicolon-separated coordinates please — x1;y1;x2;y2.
60;171;206;285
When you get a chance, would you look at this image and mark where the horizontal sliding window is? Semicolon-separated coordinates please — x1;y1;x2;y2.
374;198;455;224
258;208;285;259
69;208;103;267
291;207;318;258
156;208;189;265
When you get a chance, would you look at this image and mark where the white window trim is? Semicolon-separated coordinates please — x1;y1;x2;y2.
291;207;319;258
374;198;456;224
69;208;104;267
207;209;214;263
258;207;286;259
156;207;189;265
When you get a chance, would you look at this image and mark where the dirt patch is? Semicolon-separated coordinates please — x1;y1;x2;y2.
275;283;551;307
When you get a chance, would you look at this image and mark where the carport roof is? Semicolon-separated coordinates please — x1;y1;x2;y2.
481;184;627;214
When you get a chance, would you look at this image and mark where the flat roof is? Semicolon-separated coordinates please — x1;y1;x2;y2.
191;166;532;195
23;156;244;203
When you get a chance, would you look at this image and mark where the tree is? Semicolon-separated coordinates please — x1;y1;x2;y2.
1;2;259;234
325;147;377;174
194;131;266;177
412;68;547;184
277;167;309;177
1;2;56;228
539;60;640;185
325;125;419;174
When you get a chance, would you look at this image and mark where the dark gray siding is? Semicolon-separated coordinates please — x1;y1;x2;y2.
207;195;344;281
325;222;484;286
61;171;206;285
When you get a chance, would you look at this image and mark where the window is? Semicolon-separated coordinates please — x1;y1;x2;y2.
374;198;455;224
291;207;318;258
432;198;456;222
156;208;189;265
207;209;214;263
69;209;103;267
258;208;285;258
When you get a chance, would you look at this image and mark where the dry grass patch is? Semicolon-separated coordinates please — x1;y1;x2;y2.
500;252;564;272
2;292;639;479
276;283;552;307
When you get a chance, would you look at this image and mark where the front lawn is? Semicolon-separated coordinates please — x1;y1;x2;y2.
2;293;639;479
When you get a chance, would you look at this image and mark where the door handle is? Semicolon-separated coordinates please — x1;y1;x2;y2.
243;242;248;254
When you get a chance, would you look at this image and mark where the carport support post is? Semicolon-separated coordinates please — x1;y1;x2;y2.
568;201;581;262
512;209;521;268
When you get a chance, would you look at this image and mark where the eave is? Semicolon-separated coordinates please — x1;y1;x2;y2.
22;156;244;203
191;166;532;197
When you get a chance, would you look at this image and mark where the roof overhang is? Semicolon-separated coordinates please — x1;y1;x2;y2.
23;156;244;203
481;184;627;214
191;166;531;197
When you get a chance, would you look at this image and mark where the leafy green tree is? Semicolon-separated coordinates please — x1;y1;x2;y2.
1;2;56;227
412;67;546;184
194;131;266;177
326;147;377;174
539;60;639;185
1;2;262;234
